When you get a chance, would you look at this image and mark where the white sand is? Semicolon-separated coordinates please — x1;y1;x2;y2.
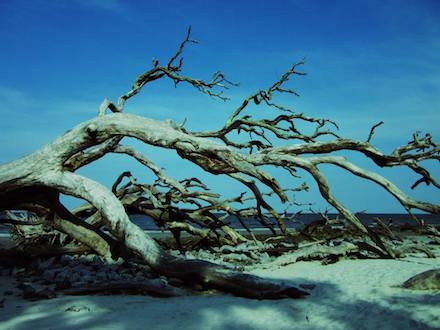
0;256;439;330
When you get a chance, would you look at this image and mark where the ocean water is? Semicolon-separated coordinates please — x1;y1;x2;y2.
128;213;440;230
1;213;439;234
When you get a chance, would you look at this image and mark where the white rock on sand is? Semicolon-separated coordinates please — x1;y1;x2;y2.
0;256;439;330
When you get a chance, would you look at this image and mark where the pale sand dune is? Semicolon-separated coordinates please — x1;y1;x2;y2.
0;256;439;330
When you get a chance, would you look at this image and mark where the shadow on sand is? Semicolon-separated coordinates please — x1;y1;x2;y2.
1;276;439;330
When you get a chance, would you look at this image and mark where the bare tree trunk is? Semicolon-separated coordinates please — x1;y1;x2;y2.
1;27;438;298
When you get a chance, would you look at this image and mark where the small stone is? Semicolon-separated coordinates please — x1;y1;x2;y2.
220;245;235;254
78;255;92;264
222;253;251;264
59;255;73;267
84;254;98;263
67;273;80;283
12;267;26;276
107;272;122;281
147;278;167;288
106;264;121;272
65;305;91;312
120;269;132;275
168;278;184;287
96;273;107;281
39;257;56;270
42;270;57;282
160;278;169;287
82;275;95;283
55;279;72;290
59;268;69;276
17;283;37;300
107;257;124;266
34;289;56;299
134;274;145;282
259;252;271;263
90;255;103;266
91;264;103;272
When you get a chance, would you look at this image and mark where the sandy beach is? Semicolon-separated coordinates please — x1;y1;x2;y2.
1;1;439;329
1;250;439;330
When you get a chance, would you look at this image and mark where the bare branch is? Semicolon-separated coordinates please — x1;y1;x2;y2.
167;26;198;68
192;61;339;151
112;145;187;194
64;136;122;170
110;28;237;112
1;31;438;300
366;121;384;142
226;60;306;125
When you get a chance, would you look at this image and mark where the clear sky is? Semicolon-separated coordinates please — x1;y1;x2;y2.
0;0;439;213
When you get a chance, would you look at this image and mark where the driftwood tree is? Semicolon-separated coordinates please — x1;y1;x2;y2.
0;28;439;298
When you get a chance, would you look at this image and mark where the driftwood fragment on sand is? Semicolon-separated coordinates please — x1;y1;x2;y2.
401;269;440;291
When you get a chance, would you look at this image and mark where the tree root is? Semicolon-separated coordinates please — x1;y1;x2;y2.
154;257;309;299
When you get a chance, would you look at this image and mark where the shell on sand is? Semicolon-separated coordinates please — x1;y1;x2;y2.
401;269;440;291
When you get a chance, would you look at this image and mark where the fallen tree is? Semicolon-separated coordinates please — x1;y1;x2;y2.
0;28;438;299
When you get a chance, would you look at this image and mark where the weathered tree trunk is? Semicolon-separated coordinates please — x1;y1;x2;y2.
1;28;438;298
0;118;310;298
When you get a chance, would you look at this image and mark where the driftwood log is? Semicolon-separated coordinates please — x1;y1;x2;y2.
0;28;438;299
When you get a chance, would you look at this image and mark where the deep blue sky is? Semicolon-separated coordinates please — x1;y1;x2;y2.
1;0;439;213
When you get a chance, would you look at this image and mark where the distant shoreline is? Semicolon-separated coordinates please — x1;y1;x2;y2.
127;213;440;230
1;213;439;234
